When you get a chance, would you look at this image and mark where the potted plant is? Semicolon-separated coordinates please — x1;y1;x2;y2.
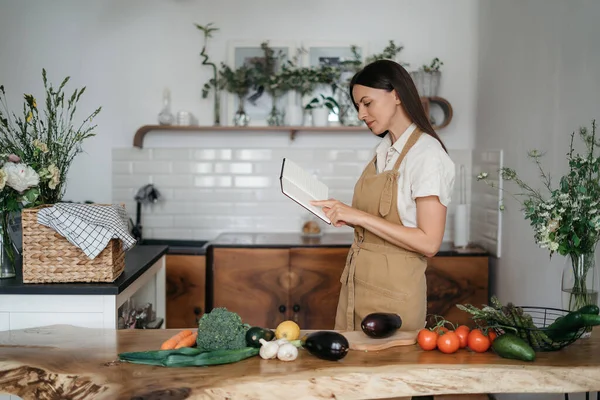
216;63;255;126
413;57;444;97
305;94;340;127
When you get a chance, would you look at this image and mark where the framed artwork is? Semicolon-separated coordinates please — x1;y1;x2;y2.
300;42;368;125
226;40;296;126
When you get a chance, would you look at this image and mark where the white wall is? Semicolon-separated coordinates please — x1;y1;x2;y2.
0;0;478;204
476;2;600;398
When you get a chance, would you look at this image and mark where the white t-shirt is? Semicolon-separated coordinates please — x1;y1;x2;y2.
374;123;456;228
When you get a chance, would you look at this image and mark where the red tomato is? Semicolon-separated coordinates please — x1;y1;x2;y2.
417;329;439;351
454;325;470;349
487;330;498;343
433;325;449;334
437;331;460;354
467;329;491;353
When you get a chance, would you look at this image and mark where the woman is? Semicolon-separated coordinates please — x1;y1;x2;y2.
311;59;455;332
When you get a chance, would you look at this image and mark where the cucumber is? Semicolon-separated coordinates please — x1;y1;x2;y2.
162;347;259;367
577;304;600;315
491;333;536;362
546;312;585;340
118;346;203;362
245;326;275;348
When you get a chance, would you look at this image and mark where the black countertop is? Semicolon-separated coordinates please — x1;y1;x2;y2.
0;245;168;295
208;232;489;256
139;239;209;255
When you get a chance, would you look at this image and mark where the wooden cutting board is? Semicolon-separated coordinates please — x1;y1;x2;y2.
341;330;418;351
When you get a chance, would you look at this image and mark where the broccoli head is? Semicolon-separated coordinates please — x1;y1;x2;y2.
196;307;250;352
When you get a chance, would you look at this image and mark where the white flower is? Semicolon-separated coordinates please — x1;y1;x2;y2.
0;169;6;191
33;139;49;153
549;242;559;251
477;172;488;180
2;162;39;192
47;164;60;190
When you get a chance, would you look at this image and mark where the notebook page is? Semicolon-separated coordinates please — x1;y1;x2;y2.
281;159;328;200
280;158;331;224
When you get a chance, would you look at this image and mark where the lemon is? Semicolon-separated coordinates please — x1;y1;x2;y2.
275;320;301;341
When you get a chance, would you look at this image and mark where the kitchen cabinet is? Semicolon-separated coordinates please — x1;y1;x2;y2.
207;235;488;330
425;256;489;328
210;247;347;329
165;255;206;329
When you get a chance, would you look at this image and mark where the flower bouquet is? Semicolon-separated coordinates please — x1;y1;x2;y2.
478;120;600;316
0;69;101;279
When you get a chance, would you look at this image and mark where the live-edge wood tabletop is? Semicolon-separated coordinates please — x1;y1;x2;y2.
0;325;598;400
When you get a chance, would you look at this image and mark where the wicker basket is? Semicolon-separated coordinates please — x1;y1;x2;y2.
21;204;126;283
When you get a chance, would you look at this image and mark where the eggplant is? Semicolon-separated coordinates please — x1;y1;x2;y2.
304;331;349;361
360;312;402;338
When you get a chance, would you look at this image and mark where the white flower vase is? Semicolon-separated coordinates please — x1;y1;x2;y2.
311;108;329;127
561;251;598;338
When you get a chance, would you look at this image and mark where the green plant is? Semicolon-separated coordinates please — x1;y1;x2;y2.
217;63;255;99
366;40;408;67
305;94;340;114
195;22;220;125
0;69;100;206
422;57;444;72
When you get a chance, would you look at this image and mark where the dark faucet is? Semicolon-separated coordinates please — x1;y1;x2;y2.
130;184;161;242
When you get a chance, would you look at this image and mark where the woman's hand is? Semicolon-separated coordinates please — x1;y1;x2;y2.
310;199;365;228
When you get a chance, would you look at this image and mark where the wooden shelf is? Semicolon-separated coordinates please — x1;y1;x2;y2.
132;97;453;148
133;125;368;148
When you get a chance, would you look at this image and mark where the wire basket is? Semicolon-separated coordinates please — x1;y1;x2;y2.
490;306;586;352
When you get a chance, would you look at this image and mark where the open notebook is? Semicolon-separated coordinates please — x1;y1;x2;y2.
279;158;331;224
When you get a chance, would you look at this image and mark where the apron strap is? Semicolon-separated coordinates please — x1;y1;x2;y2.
379;128;423;217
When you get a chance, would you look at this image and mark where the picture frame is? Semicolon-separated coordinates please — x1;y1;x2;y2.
300;41;369;125
226;40;297;127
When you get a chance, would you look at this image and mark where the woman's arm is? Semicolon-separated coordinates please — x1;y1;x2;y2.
311;196;447;257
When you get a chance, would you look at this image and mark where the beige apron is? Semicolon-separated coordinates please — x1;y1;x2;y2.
334;127;428;332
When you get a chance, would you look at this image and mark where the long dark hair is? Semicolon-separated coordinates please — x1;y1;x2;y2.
349;59;447;152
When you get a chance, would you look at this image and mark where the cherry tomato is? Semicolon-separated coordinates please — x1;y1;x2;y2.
433;325;449;334
487;330;498;343
417;328;438;351
454;325;470;349
467;329;491;353
437;331;460;354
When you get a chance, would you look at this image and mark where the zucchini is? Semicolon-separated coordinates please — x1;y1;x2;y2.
491;333;535;362
162;347;259;367
246;326;275;348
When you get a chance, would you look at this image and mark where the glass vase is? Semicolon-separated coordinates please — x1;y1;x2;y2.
561;252;598;337
233;95;250;126
0;212;16;279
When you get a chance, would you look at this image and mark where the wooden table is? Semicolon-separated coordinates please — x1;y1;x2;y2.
0;325;599;400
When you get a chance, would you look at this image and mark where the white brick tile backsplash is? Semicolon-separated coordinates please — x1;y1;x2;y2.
214;162;253;174
113;148;152;161
113;174;152;188
172;162;213;174
153;174;193;188
234;149;272;161
113;143;484;244
194;176;233;187
112;161;132;174
193;149;232;160
133;161;172;174
153;149;191;160
234;176;271;188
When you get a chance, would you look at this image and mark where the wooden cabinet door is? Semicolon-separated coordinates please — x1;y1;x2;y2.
289;247;349;330
425;256;489;328
166;255;206;329
212;248;290;329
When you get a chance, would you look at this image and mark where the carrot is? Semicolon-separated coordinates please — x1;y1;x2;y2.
174;332;198;349
160;329;194;350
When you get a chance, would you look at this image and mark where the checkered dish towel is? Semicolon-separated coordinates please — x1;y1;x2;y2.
37;203;137;259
